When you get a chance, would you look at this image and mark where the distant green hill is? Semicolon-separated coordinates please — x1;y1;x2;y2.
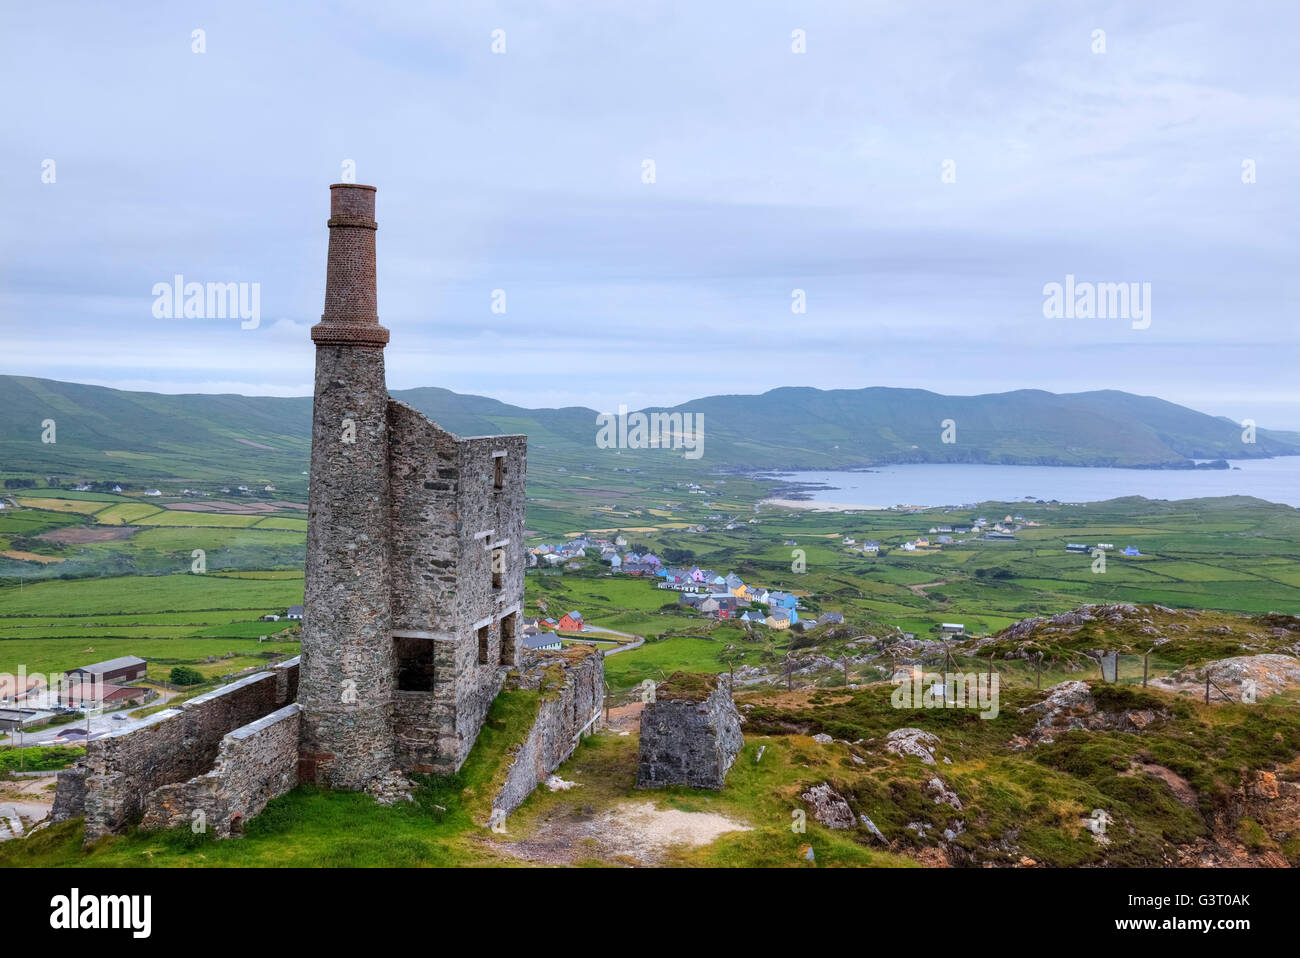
1;376;1297;491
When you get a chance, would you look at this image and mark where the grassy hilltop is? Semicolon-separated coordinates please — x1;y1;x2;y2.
5;377;1300;496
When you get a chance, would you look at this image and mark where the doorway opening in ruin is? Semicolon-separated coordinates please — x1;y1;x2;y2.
477;624;490;665
395;635;436;691
493;454;505;490
230;814;244;837
500;613;516;666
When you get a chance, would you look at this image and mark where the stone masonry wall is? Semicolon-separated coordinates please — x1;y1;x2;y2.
490;650;604;822
51;761;87;823
451;434;527;771
141;704;301;838
299;344;395;790
636;675;743;790
75;662;297;840
388;400;527;775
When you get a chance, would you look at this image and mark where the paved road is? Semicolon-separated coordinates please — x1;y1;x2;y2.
579;627;645;655
3;687;179;747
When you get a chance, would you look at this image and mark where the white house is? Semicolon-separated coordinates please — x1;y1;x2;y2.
523;634;563;652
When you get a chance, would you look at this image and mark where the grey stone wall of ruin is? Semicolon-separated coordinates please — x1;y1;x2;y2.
140;703;302;838
387;399;527;775
636;676;744;790
51;761;87;822
490;652;605;821
299;343;396;790
74;663;297;840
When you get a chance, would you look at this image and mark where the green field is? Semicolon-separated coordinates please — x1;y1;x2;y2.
5;489;1300;705
0;573;302;678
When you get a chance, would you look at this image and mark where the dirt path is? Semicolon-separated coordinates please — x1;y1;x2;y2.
908;581;947;597
490;799;752;866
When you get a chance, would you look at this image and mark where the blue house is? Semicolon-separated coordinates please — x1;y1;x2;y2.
1123;546;1141;556
768;591;799;614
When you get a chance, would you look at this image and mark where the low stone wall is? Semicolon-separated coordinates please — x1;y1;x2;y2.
636;673;743;789
50;761;88;822
489;650;604;822
74;661;299;840
141;704;302;838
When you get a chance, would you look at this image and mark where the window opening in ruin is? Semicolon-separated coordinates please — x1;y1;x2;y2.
492;548;504;591
494;455;505;490
500;613;516;666
478;624;490;665
395;635;436;691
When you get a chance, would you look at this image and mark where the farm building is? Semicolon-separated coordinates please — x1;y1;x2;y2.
557;611;585;631
68;655;147;685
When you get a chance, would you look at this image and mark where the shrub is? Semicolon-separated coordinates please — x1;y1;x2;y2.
169;666;204;686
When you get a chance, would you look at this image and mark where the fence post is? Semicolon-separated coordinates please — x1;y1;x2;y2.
1204;672;1210;705
1035;652;1042;690
1142;651;1149;688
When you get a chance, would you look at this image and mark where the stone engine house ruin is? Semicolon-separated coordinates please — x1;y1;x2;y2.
51;183;601;841
298;182;528;786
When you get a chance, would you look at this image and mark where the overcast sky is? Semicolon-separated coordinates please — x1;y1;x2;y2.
2;1;1297;427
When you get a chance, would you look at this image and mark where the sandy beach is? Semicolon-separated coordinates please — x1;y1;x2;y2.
760;498;889;512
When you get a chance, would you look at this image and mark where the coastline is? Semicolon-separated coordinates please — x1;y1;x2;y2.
761;497;889;512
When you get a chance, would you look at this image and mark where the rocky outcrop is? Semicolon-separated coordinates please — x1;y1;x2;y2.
800;782;855;829
884;727;940;765
1013;681;1166;747
1152;654;1300;700
637;672;743;789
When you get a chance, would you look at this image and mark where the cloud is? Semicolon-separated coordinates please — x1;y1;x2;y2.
1;1;1296;425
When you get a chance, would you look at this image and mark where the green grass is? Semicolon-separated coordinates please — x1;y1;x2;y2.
0;745;84;775
0;687;549;868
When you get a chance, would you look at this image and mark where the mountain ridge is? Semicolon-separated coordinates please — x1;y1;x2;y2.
1;375;1297;486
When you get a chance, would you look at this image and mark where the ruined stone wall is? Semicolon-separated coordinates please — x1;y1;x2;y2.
387;401;526;774
451;434;527;770
637;675;743;790
51;761;87;822
388;400;463;635
490;651;604;821
299;344;395;790
141;704;302;838
75;664;297;840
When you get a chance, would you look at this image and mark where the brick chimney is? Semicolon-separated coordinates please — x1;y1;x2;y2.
300;183;395;790
311;183;389;348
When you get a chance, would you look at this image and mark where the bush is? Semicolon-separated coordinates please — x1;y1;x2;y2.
169;666;204;686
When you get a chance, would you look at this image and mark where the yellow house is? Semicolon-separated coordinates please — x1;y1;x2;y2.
765;611;791;630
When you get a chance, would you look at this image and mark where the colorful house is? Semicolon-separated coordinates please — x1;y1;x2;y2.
557;611;584;631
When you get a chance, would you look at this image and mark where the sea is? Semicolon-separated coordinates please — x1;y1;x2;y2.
765;457;1300;509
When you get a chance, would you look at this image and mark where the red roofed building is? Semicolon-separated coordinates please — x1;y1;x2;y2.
557;611;584;632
